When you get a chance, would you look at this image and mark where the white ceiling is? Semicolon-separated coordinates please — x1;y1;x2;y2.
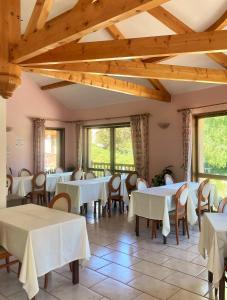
21;0;227;109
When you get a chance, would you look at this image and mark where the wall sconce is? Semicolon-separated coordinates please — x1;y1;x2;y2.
158;122;170;129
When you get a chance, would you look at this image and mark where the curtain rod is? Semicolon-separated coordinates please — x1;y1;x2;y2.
71;113;151;123
177;101;227;112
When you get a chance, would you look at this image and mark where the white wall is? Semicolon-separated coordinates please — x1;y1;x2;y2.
0;97;6;208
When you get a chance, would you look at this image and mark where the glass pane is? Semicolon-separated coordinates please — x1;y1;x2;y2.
88;128;111;170
45;130;61;171
115;127;134;171
198;116;227;176
198;177;227;198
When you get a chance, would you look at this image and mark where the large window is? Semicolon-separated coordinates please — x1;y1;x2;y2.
85;124;134;176
45;128;65;172
195;113;227;197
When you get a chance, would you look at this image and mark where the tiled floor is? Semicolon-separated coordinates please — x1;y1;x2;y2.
0;209;221;300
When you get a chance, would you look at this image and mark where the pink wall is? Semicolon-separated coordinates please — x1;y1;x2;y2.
6;74;75;176
72;85;227;181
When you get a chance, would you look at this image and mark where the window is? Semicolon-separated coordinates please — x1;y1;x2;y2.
195;113;227;197
85;124;134;176
45;128;65;172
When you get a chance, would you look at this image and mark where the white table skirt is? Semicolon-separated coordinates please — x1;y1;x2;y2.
128;182;216;237
56;175;129;213
0;204;90;299
12;172;73;196
199;213;227;288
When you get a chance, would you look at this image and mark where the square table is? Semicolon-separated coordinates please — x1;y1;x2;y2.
199;213;227;299
56;175;129;213
128;182;216;241
0;204;90;299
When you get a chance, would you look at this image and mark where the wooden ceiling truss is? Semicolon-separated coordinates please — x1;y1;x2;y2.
0;0;226;101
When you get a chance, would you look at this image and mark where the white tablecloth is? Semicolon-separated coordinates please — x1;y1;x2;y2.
128;182;216;237
0;204;90;299
12;172;73;196
56;175;129;213
199;213;227;288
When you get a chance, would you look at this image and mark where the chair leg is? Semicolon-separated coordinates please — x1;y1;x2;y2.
5;256;10;273
147;219;150;228
98;200;101;216
198;213;201;232
94;201;97;215
44;273;48;289
182;219;185;236
151;221;157;239
185;217;190;239
108;198;112;217
175;219;179;245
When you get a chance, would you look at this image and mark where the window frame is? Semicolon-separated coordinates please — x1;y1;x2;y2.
83;122;135;175
44;127;65;171
193;111;227;182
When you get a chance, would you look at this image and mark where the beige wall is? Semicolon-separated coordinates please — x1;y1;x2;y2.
0;97;6;208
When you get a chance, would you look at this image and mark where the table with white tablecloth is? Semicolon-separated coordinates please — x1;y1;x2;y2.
199;213;227;290
0;204;90;299
56;175;129;213
128;182;216;237
12;172;73;197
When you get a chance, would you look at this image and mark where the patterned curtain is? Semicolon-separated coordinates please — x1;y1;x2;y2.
75;121;83;170
130;114;149;180
33;119;45;174
182;109;193;181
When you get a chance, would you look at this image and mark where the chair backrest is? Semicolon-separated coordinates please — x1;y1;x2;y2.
18;168;32;177
6;175;13;194
136;178;148;190
104;169;112;176
218;197;227;213
71;169;83;180
108;174;121;195
126;171;138;195
85;172;96;180
55;167;64;174
174;183;189;215
198;179;211;208
32;172;46;191
48;193;71;212
164;174;174;185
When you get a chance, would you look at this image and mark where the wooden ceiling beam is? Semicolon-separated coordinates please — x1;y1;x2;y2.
20;30;227;65
12;0;170;63
146;8;227;68
106;24;170;97
24;68;171;102
29;61;227;84
41;80;74;90
23;0;54;38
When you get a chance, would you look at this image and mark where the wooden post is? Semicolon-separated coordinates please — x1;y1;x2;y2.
0;0;21;99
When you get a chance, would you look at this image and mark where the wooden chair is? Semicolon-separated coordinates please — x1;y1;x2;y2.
55;167;64;174
0;246;19;273
18;168;32;177
164;174;174;185
152;183;189;244
218;197;227;213
26;172;47;206
136;178;148;190
126;171;138;199
7;175;26;207
43;193;71;289
104;169;112;176
85;172;96;179
71;169;83;180
196;179;212;231
107;174;123;217
48;193;71;212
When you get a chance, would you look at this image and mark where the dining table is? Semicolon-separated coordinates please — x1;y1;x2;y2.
199;212;227;300
12;172;73;197
128;181;217;243
0;204;90;299
55;175;129;213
